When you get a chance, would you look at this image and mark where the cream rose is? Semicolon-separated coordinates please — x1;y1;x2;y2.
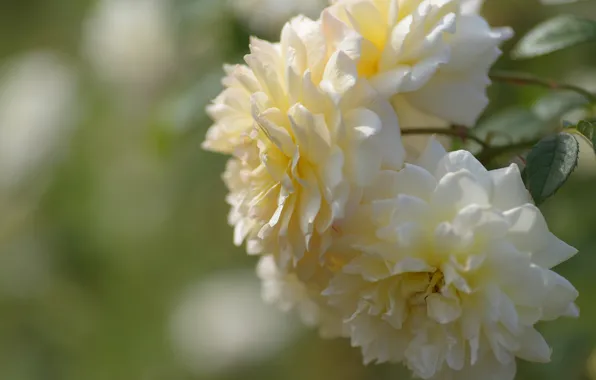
323;0;512;128
205;16;405;268
323;138;578;379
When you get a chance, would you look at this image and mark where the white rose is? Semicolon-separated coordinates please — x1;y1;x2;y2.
324;0;512;127
323;137;578;379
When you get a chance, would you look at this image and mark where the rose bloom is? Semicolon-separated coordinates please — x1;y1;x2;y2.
323;0;512;129
322;137;579;379
205;17;405;268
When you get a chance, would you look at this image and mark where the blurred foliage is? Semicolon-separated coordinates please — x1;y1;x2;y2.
0;1;595;380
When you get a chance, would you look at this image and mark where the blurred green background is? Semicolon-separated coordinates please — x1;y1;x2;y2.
0;0;595;379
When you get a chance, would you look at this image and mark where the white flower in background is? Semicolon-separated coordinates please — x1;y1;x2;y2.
205;17;405;268
257;254;347;338
82;0;175;89
323;138;579;379
0;52;76;192
324;0;512;128
169;271;298;375
227;0;326;35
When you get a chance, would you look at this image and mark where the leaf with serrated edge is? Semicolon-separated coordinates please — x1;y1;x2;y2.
525;132;579;205
513;15;596;59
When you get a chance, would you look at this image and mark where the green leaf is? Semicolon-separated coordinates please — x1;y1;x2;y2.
512;15;596;59
571;120;596;153
541;0;588;5
532;91;588;121
524;132;579;205
475;107;545;146
475;95;589;154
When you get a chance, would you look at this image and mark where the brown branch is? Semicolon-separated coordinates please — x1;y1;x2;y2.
401;127;538;165
475;140;538;165
490;70;596;104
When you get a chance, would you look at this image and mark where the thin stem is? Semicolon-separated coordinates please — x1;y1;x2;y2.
402;72;593;164
490;70;596;104
401;127;490;148
475;140;538;165
401;127;538;165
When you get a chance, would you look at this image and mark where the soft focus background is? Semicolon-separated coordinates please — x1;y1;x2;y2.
1;0;596;379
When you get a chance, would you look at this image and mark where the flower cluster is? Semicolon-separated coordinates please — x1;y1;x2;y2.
203;1;579;379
